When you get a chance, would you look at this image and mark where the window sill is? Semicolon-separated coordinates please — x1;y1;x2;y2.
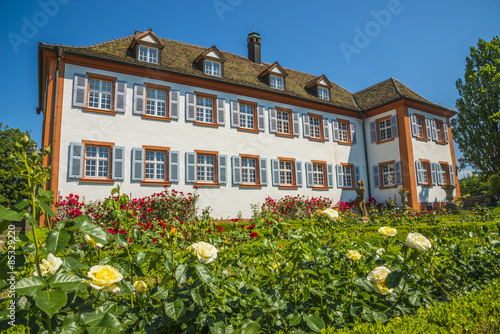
79;178;115;184
276;132;295;138
142;115;172;122
420;184;433;188
309;137;326;143
238;127;260;134
141;180;171;186
239;184;262;189
342;187;356;190
380;185;398;189
435;141;448;145
416;137;429;142
194;182;220;188
376;138;395;145
82;108;117;115
312;186;329;190
193;121;219;128
338;141;353;146
278;185;298;190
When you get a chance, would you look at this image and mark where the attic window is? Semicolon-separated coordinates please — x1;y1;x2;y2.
318;87;329;101
270;75;284;90
139;45;158;64
205;60;221;77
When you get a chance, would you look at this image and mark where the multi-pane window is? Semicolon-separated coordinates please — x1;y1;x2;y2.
313;163;324;186
279;161;293;185
416;117;424;138
379;119;392;141
88;79;112;110
240;105;255;129
439;164;448;184
343;166;352;188
277;111;290;134
435;122;443;142
196;97;214;123
85;146;109;178
421;162;429;184
270;76;284;90
146;89;166;117
381;163;395;187
241;158;257;184
197;154;215;182
310;117;321;138
205;60;221;77
339;122;349;143
145;151;166;181
139;45;158;64
318;87;329;100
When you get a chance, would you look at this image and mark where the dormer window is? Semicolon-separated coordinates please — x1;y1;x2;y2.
260;62;288;91
205;60;221;77
139;45;158;64
318;87;329;100
270;75;284;90
305;75;332;101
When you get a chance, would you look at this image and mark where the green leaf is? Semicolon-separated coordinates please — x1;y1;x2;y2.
46;228;71;254
0;220;9;235
242;320;261;334
34;288;68;317
151;286;169;300
385;271;403;289
37;188;54;202
191;285;206;306
370;311;388;323
62;257;89;272
87;313;122;334
15;276;46;296
0;205;25;221
114;233;128;247
59;321;85;334
209;320;226;334
24;211;40;228
164;298;184;321
80;310;105;325
72;217;109;245
303;315;325;333
12;199;29;211
175;264;188;284
49;273;82;290
38;200;55;218
195;264;212;284
288;314;302;326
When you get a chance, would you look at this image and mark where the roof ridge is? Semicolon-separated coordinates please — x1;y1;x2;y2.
390;77;404;97
353;78;394;94
40;34;135;49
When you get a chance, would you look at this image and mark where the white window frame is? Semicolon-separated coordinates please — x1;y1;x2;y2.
416;117;424;138
277;110;290;134
439;164;448;184
145;150;166;181
313;163;324;186
205;60;221;77
339;122;349;143
196;97;214;123
379;119;392;141
421;161;429;184
197;154;215;183
436;122;443;142
241;157;257;184
139;45;158;64
318;87;329;100
310;116;321;138
279;161;293;186
240;104;255;129
270;75;284;90
84;146;110;179
88;79;112;110
146;88;167;117
381;163;395;187
343;165;353;188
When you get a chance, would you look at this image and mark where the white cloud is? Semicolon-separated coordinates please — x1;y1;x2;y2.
458;169;473;180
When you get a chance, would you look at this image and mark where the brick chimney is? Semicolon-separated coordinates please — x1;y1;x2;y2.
247;31;261;64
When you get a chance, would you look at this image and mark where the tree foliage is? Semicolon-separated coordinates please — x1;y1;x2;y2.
459;173;489;197
452;36;500;176
0;123;36;206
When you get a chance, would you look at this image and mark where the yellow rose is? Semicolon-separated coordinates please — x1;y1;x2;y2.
86;265;123;293
323;208;339;220
376;248;385;256
34;253;62;276
190;242;218;264
367;266;393;295
134;280;147;293
373;280;393;295
346;250;362;261
84;235;103;248
378;226;397;239
405;232;432;251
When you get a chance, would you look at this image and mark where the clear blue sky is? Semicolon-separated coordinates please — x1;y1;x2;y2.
1;0;499;176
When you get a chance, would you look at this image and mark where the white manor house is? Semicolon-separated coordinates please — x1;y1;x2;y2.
37;29;459;217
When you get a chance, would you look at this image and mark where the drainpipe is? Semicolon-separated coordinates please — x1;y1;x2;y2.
361;110;372;199
50;47;64;190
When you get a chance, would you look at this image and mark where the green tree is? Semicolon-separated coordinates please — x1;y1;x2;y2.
452;36;500;176
0;123;36;206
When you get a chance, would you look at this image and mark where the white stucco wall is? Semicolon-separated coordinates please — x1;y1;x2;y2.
57;64;367;218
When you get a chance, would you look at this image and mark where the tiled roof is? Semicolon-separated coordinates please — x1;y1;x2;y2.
39;31;454;114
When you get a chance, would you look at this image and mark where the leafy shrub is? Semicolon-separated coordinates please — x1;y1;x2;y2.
488;174;500;195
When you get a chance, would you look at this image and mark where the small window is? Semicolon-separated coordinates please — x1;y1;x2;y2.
421;161;430;185
313;163;325;187
197;154;216;183
196;97;214;123
439;163;448;184
310;116;321;139
279;160;294;186
270;75;284;90
415;117;424;138
205;60;221;77
146;88;167;117
139;45;158;64
339;122;349;143
85;146;110;179
145;150;166;181
379;119;392;141
241;157;257;184
240;104;255;129
318;87;329;100
343;165;353;188
381;163;395;187
88;79;112;110
277;110;290;134
435;122;443;142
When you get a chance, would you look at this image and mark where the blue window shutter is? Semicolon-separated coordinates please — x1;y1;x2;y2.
323;119;330;141
369;121;377;143
390;114;398;138
372;165;380;188
271;159;280;186
72;74;87;108
303;115;310;137
305;162;313;187
431;162;438;185
185;152;196;183
114;81;127;113
133;84;146;115
257;106;266;131
169;90;180;119
292;112;300;136
169;150;180;182
425;119;432;140
231;156;241;184
449;165;455;185
350;123;356;143
327;164;334;188
269;108;277;133
394;161;402;185
443;123;449;143
112;146;125;180
215;98;225;125
68;142;84;178
131;148;144;181
185;93;196;121
431;120;438;141
218;155;227;184
336;164;344;188
295;161;303;187
354;165;361;185
332;120;339;142
259;158;268;185
415;160;422;185
410;114;417;137
230;101;239;128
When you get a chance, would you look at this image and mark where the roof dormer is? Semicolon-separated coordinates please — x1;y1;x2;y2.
259;62;288;90
194;45;227;77
129;29;164;64
305;74;332;101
